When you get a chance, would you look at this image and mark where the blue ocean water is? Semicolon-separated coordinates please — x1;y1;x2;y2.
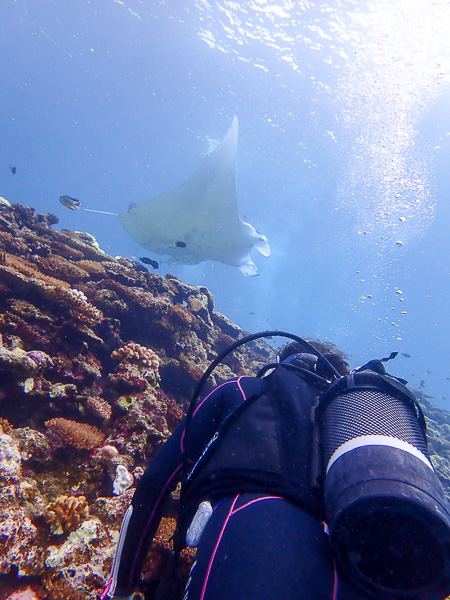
1;1;449;404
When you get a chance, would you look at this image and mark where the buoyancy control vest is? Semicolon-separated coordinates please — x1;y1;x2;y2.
181;364;325;519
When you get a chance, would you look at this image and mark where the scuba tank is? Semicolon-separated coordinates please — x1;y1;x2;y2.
316;360;450;600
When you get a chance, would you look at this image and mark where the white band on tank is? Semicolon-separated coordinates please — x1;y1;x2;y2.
326;434;433;473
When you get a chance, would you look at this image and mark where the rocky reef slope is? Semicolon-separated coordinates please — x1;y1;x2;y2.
0;200;448;600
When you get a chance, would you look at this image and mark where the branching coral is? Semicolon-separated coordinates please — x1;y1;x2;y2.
45;418;105;450
6;316;54;353
0;418;13;434
112;342;160;370
102;260;141;285
45;495;89;535
61;287;103;322
110;342;160;391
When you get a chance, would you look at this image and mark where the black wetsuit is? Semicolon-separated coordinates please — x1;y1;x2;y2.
104;365;369;599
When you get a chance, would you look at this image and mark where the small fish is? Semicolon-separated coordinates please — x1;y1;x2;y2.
402;352;411;358
139;257;159;269
9;165;16;175
420;379;426;388
174;240;186;248
59;195;82;210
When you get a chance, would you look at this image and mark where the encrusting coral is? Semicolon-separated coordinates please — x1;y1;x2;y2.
0;200;448;600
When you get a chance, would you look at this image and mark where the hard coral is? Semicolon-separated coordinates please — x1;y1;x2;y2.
0;417;13;434
86;396;112;421
0;253;103;325
112;342;160;370
6;587;39;600
45;418;105;450
60;287;103;322
34;255;90;282
12;427;52;465
0;253;71;288
76;259;107;277
45;494;89;535
95;445;119;462
102;279;171;313
109;343;160;393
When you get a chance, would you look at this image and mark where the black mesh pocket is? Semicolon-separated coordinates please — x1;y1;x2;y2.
322;389;429;468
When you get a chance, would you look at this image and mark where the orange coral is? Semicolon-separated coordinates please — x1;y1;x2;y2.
45;494;89;535
146;517;196;583
45;418;105;450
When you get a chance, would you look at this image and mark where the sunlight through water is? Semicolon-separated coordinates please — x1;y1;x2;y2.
193;0;450;250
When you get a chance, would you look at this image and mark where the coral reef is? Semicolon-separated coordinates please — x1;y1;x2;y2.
0;201;274;599
0;201;449;600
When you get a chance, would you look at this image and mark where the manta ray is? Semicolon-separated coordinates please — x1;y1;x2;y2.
119;116;270;276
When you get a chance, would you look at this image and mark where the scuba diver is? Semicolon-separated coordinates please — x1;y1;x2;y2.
103;331;450;600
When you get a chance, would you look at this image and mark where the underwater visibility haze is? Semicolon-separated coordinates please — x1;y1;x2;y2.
1;0;450;403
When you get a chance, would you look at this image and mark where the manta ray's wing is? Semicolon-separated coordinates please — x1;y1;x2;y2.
120;116;270;276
